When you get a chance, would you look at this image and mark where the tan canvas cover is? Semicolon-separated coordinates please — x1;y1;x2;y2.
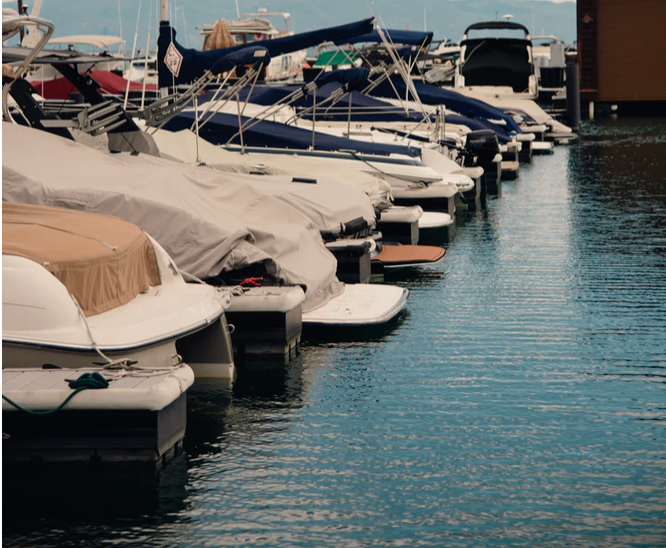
2;202;161;316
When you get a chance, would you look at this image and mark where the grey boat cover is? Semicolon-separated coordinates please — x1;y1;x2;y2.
145;129;378;232
2;123;343;312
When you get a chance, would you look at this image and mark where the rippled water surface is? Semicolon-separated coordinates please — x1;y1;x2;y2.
4;119;666;547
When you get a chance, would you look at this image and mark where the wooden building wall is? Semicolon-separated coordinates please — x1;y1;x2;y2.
578;0;666;102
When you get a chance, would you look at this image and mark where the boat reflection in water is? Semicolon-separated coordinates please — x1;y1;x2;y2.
2;355;313;548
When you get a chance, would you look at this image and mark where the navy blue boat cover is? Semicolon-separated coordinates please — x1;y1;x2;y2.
315;68;370;91
158;18;374;86
209;47;271;76
333;29;433;47
163;111;420;157
198;81;430;124
444;114;514;143
368;77;523;134
196;79;513;141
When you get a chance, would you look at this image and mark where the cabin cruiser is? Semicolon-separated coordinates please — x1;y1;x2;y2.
455;20;538;100
2;202;235;379
452;20;574;142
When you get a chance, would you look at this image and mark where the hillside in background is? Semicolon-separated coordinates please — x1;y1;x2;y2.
35;0;576;55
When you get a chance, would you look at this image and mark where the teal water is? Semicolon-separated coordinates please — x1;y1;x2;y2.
4;118;666;547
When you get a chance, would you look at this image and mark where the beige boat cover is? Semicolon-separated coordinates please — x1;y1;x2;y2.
2;123;343;313
2;202;161;316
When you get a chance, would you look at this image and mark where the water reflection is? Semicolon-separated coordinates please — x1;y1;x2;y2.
567;119;666;387
2;455;191;547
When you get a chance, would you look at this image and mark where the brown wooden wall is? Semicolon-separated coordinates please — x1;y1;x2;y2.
578;0;666;102
577;0;598;99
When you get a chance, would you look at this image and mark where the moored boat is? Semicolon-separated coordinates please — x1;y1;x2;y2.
2;202;235;379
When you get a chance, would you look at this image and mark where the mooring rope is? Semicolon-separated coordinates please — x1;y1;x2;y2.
2;371;110;415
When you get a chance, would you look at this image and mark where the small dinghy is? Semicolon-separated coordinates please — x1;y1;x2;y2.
2;365;193;464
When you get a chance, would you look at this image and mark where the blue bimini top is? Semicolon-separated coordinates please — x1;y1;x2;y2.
158;18;375;86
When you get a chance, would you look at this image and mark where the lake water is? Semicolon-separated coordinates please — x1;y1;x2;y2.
4;118;666;547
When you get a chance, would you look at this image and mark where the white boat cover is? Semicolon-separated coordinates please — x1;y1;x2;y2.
2;123;343;313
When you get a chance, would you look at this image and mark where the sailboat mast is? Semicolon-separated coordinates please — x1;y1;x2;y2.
159;0;169;96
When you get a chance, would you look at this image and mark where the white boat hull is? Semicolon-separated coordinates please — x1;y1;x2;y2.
302;283;408;327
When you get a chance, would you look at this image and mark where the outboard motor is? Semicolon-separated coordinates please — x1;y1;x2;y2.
464;129;501;196
465;130;499;170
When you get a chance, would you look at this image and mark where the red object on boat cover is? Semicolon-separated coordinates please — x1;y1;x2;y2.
31;70;157;100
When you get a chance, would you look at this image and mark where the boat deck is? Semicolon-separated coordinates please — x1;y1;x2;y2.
2;366;193;464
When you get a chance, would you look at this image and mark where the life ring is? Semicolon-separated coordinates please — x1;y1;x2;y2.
253;34;264;42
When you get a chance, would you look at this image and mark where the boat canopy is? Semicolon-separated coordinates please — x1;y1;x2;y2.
460;37;533;91
1;46;131;65
2;202;160;317
368;77;523;135
164;111;421;157
460;20;533;92
315;67;370;90
313;50;358;67
31;69;157;100
463;21;530;35
333;29;433;47
158;17;374;86
49;35;124;49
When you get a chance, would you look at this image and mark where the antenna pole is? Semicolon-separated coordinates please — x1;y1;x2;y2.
532;0;535;37
118;0;125;55
143;0;153;107
124;0;142;110
236;0;241;19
